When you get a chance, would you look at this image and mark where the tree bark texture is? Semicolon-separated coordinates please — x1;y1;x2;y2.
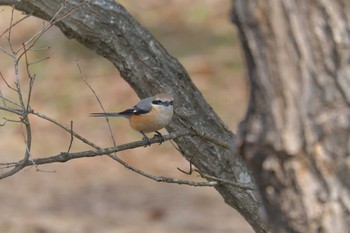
232;0;350;232
0;1;272;232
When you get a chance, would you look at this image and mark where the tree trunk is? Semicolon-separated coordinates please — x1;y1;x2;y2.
0;0;272;232
232;0;350;232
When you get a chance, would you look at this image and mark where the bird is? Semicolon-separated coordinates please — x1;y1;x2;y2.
90;92;174;144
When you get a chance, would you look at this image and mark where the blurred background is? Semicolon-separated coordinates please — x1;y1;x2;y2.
0;0;251;232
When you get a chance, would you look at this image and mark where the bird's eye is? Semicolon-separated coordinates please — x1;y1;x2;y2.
152;100;162;105
169;101;173;106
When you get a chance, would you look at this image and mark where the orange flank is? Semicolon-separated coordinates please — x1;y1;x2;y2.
129;107;169;133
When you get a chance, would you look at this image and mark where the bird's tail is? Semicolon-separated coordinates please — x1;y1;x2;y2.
90;112;123;117
90;108;135;118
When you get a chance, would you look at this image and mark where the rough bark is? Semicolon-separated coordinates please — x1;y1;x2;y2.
232;0;350;232
0;1;272;232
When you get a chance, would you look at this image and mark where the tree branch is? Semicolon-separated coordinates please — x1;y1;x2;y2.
4;130;194;166
0;129;253;189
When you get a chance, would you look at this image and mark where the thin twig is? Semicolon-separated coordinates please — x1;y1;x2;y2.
196;170;255;190
177;162;194;175
2;117;21;124
23;43;36;113
29;46;51;52
50;0;68;23
169;139;180;151
0;95;20;107
109;152;218;187
77;60;117;146
6;6;15;53
0;105;23;115
28;56;50;66
66;121;74;154
177;137;204;175
0;72;17;92
0;46;12;57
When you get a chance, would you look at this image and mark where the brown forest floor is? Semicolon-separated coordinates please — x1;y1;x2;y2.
0;1;253;232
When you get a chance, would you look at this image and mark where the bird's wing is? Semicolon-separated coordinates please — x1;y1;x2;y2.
90;97;153;118
133;97;153;114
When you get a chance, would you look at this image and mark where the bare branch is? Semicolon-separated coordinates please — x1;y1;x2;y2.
1;117;21;124
0;105;22;115
0;130;253;189
1;131;191;173
0;15;39;181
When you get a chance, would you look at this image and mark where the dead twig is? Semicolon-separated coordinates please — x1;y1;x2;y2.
66;121;74;154
77;60;117;146
177;137;204;175
23;43;36;113
0;72;17;92
196;170;255;190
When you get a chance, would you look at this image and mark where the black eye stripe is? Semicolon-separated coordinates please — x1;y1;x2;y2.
152;100;162;105
152;100;173;106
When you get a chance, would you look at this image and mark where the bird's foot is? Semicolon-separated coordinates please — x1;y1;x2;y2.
139;131;151;147
153;131;165;145
142;136;151;147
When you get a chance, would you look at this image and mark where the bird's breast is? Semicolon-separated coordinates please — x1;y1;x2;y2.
129;106;173;133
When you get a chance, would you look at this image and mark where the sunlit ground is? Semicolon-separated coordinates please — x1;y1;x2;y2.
0;1;251;233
